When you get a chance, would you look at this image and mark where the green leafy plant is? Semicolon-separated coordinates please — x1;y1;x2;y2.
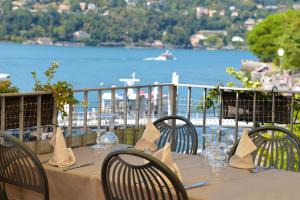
31;61;78;118
0;80;19;93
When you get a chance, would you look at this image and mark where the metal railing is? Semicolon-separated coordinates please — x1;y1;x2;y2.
1;83;299;153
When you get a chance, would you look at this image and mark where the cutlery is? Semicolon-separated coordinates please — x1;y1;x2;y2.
184;181;208;190
63;162;96;171
174;155;188;161
41;159;49;164
248;166;274;173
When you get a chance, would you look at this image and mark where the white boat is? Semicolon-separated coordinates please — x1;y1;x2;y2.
0;73;10;81
144;50;176;61
159;50;175;60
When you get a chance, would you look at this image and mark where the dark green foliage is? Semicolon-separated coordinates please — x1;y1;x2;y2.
0;0;287;48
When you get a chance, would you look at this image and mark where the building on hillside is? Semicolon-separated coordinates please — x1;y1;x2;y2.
231;36;244;43
195;7;209;18
12;1;25;8
79;2;86;11
244;18;256;31
229;6;235;11
73;31;90;40
293;3;300;10
190;33;207;47
219;10;225;16
57;3;70;13
125;0;139;7
231;11;239;17
256;4;264;9
102;10;109;16
87;3;96;11
151;40;164;48
36;37;53;45
208;10;217;17
190;30;227;48
265;5;278;10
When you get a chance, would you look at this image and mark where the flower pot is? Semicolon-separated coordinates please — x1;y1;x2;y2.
221;91;292;124
3;94;54;130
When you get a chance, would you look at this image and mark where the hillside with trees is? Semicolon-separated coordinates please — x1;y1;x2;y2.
0;0;300;49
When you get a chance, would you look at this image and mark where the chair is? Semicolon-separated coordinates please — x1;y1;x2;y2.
229;126;300;172
101;149;188;200
0;132;49;200
153;115;198;155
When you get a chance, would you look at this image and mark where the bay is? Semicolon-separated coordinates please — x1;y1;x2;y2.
0;43;257;91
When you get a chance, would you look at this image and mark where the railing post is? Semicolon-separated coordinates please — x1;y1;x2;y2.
252;92;257;129
52;98;58;139
124;88;128;128
272;92;275;124
19;96;24;141
202;88;207;150
290;93;295;132
148;87;152;120
218;89;223;142
187;86;192;120
98;90;102;129
1;97;5;132
36;95;42;140
134;88;140;144
234;92;239;143
111;88;116;114
83;91;88;146
168;84;177;116
159;85;163;117
67;104;73;147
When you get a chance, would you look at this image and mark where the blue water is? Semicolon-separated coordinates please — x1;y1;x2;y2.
0;43;257;92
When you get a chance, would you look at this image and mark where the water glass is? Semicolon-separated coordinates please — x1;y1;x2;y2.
207;143;228;178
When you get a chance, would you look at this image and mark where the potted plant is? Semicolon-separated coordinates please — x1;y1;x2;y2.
31;61;79;122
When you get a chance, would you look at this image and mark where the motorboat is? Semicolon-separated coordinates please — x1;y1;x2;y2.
159;50;174;60
144;50;176;61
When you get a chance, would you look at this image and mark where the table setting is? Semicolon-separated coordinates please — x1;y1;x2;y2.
6;123;300;200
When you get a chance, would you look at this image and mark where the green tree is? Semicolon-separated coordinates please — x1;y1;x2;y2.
247;10;300;70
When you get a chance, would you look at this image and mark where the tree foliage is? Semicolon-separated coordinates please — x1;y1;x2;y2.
247;10;300;69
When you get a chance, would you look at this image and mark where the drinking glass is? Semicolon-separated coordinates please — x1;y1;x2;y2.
207;142;228;181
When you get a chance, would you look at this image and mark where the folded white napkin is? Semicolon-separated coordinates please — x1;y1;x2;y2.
49;127;76;168
152;143;182;181
135;120;161;152
229;129;257;169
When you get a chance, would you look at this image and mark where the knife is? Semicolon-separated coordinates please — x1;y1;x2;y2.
63;162;96;171
184;181;208;190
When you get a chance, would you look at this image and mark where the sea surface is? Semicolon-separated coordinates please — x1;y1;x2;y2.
0;43;257;92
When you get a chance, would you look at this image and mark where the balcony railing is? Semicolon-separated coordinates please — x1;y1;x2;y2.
1;83;299;154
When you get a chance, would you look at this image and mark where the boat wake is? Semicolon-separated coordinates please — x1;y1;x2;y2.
143;50;176;61
144;56;168;61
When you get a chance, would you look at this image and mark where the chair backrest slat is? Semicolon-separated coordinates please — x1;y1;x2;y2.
0;132;49;200
101;149;188;200
229;126;300;172
153;115;198;155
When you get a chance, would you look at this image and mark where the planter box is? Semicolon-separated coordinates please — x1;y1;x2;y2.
4;94;54;130
222;91;292;124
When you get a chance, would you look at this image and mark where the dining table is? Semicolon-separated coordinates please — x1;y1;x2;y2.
7;145;300;200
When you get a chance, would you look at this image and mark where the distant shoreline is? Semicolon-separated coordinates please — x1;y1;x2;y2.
0;40;245;51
